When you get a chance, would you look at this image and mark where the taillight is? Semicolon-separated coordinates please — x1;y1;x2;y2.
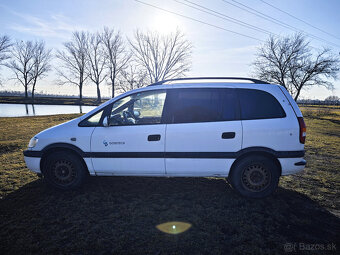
298;117;306;144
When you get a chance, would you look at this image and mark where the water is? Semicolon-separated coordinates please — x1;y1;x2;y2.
0;103;97;117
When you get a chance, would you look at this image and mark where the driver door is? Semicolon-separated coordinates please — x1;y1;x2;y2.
90;89;167;176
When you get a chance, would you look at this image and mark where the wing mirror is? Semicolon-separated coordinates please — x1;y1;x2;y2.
103;116;109;127
134;110;141;118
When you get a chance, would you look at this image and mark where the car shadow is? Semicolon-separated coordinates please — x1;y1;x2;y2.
1;176;339;254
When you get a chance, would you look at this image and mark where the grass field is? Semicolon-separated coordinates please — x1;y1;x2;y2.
0;109;339;254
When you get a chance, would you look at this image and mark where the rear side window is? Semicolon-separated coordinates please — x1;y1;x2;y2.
169;88;237;124
238;89;286;120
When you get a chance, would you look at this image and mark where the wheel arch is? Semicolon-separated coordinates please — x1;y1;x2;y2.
40;143;89;175
230;147;282;177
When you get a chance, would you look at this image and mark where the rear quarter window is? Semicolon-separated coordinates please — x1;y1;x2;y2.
168;88;238;124
238;89;286;120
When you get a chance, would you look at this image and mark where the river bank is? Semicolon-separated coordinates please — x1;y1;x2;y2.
0;96;109;106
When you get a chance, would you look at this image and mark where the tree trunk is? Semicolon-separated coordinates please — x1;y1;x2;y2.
32;88;35;103
32;80;36;103
96;82;101;104
111;78;115;98
79;84;83;105
294;87;302;101
24;86;28;99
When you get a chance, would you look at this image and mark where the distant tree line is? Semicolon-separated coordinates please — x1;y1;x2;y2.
298;96;340;106
0;28;192;103
1;31;339;103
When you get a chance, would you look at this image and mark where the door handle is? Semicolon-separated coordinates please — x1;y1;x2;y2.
148;134;161;141
222;132;236;139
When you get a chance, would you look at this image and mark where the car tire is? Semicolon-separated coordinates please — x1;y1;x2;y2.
43;151;87;190
228;155;280;198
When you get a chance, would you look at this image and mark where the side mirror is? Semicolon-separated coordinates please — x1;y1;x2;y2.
103;116;109;127
134;110;141;118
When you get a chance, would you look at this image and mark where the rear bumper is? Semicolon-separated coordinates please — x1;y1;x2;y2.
294;160;306;166
279;158;306;175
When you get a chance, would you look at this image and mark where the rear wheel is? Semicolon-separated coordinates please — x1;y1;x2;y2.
228;155;280;198
43;152;87;190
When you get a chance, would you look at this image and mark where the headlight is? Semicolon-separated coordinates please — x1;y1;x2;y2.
28;137;39;148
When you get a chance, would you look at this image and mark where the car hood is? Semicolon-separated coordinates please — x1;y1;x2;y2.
29;117;84;151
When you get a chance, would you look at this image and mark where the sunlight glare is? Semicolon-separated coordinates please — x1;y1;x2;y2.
150;12;182;33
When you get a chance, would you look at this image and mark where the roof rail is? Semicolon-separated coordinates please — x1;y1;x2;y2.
148;77;270;86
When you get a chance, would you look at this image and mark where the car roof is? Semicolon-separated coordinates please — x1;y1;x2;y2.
142;76;278;91
115;81;281;102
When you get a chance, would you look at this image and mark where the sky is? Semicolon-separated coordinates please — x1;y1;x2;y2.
0;0;339;99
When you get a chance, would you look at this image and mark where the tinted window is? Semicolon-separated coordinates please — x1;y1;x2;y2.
238;89;286;120
170;88;237;124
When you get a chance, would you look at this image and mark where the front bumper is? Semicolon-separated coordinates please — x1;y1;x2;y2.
23;150;42;157
23;150;96;176
24;156;41;173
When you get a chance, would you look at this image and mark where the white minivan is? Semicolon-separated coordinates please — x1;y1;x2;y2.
24;77;306;198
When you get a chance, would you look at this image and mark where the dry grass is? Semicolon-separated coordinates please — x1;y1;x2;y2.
0;110;339;254
280;108;340;214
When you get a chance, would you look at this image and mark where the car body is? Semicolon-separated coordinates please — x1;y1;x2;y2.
23;77;306;198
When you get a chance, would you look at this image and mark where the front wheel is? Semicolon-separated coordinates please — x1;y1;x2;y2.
43;152;87;190
228;155;280;198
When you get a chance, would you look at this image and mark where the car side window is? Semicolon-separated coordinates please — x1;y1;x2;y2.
238;89;286;120
78;110;104;127
108;90;167;126
169;88;237;124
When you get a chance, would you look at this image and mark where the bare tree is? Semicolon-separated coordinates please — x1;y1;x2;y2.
117;64;148;93
31;41;52;101
0;35;12;65
101;27;130;98
85;32;106;103
5;40;36;99
56;31;88;104
0;35;12;85
129;29;192;83
253;33;340;100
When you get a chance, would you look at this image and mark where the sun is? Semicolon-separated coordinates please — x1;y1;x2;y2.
150;12;182;34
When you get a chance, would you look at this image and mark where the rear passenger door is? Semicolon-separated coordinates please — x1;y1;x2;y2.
164;88;242;176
